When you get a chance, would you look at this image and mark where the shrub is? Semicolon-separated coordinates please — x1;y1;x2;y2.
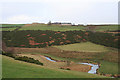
2;30;119;49
2;52;16;58
14;56;43;66
66;68;71;70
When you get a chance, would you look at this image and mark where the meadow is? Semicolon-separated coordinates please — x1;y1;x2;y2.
95;25;119;31
53;42;109;52
1;24;25;31
1;24;119;32
1;24;25;27
2;55;106;78
98;61;118;75
0;27;17;31
19;24;86;31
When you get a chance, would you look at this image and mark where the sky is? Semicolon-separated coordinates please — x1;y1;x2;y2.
0;0;119;24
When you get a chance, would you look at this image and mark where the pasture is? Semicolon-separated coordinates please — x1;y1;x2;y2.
1;24;25;31
19;24;85;31
54;42;109;52
98;61;118;75
0;27;17;31
95;25;119;31
2;55;106;78
1;24;25;27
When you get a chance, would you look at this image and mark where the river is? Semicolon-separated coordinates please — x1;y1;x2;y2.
45;56;99;74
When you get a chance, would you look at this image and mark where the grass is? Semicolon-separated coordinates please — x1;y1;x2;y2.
19;24;85;31
1;24;25;27
2;55;106;78
95;25;119;31
0;27;17;31
98;61;118;75
54;42;109;52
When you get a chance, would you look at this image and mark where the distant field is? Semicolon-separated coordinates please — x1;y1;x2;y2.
2;24;119;32
0;27;17;31
95;25;119;31
54;42;109;52
1;24;25;27
1;24;25;31
2;55;106;78
19;24;85;31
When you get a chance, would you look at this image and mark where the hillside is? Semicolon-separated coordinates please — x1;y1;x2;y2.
2;55;106;78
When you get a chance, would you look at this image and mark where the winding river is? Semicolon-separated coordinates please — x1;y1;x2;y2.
78;63;99;74
45;56;99;74
45;56;56;62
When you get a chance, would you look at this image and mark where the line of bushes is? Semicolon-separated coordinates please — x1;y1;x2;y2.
2;52;43;66
14;56;43;65
2;52;16;58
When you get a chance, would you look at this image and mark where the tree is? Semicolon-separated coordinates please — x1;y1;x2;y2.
48;21;52;25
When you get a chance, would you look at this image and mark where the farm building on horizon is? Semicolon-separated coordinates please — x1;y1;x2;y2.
51;22;72;26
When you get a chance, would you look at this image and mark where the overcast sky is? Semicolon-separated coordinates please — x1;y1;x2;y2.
0;0;119;24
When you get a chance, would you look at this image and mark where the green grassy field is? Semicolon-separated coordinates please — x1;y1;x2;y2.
98;61;118;75
1;24;24;27
95;25;119;31
54;42;109;52
2;55;107;78
1;24;25;31
2;24;119;32
0;27;17;31
19;24;85;31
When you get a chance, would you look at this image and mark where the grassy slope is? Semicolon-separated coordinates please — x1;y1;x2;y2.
53;42;118;75
54;42;109;52
98;61;118;74
2;55;106;78
19;24;85;31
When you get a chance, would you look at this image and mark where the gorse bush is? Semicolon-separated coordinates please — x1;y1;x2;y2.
15;56;43;65
2;30;119;49
2;52;43;66
2;52;15;58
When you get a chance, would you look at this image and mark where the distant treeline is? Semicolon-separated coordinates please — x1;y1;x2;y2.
2;30;119;49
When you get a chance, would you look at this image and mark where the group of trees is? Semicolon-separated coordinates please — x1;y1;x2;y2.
2;30;119;49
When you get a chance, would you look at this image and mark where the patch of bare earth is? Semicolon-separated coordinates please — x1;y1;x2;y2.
61;64;91;72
